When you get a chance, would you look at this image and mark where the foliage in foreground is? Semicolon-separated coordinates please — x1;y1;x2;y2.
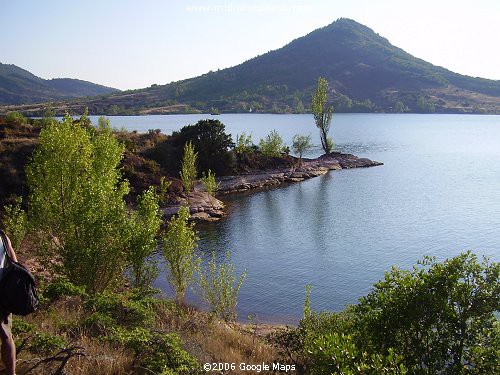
270;251;499;374
196;251;247;322
15;281;200;374
163;206;200;304
24;114;162;293
127;186;163;291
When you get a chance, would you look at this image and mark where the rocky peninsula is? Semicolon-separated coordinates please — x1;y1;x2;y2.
162;152;383;221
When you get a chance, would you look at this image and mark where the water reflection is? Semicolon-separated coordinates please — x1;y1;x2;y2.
149;114;500;322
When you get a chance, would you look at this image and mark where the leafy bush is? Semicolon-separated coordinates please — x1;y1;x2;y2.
259;130;286;157
84;291;156;327
308;333;407;374
137;332;200;374
201;169;219;197
1;196;27;249
159;176;172;205
109;328;199;374
196;251;246;322
44;277;86;301
12;318;36;336
126;187;162;291
271;252;499;374
292;134;313;167
80;312;118;336
354;251;499;373
234;132;254;155
163;206;200;304
26;114;130;293
5;111;27;125
28;333;68;355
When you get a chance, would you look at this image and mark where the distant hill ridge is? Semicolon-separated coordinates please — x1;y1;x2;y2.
1;18;499;115
0;62;119;105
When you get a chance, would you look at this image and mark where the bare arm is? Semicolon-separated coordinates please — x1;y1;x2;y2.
4;235;18;263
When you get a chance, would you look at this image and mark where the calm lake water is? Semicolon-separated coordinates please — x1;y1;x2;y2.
92;114;500;324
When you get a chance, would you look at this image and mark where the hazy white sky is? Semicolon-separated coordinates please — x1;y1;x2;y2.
1;0;499;90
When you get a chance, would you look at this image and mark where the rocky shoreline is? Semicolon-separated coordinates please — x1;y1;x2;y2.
162;152;383;221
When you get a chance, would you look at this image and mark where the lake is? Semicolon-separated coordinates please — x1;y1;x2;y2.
91;113;500;324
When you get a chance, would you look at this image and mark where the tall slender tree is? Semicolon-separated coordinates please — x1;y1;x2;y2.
311;77;334;154
180;141;197;193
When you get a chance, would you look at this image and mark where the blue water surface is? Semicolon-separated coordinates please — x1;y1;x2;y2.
94;113;500;323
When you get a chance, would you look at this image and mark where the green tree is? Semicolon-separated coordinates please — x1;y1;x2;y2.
234;132;254;155
127;187;162;291
333;93;353;112
292;134;313;167
25;114;148;294
179;141;198;194
201;169;219;197
162;206;199;304
393;101;408;113
416;95;435;113
172;119;233;175
259;130;285;157
311;77;334;154
97;115;111;129
196;251;246;322
158;176;172;206
295;99;305;114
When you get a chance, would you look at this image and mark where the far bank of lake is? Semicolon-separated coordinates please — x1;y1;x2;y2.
92;113;500;324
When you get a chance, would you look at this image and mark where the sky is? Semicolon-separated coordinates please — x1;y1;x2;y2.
1;0;499;90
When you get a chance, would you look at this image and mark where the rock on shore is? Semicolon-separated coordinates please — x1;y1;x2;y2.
162;191;225;222
217;152;382;193
162;152;382;222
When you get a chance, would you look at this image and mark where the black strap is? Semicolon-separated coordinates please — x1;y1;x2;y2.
0;230;13;264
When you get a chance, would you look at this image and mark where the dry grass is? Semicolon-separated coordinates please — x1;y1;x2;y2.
193;323;278;367
7;295;283;374
153;301;281;372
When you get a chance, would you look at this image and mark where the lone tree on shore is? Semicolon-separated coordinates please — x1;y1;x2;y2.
311;77;334;154
292;134;313;167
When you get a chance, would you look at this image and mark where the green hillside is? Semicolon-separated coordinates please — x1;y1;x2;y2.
0;62;119;105
2;18;500;115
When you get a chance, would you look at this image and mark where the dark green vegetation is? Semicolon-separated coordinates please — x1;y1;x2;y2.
271;252;499;374
0;62;119;105
3;18;500;115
